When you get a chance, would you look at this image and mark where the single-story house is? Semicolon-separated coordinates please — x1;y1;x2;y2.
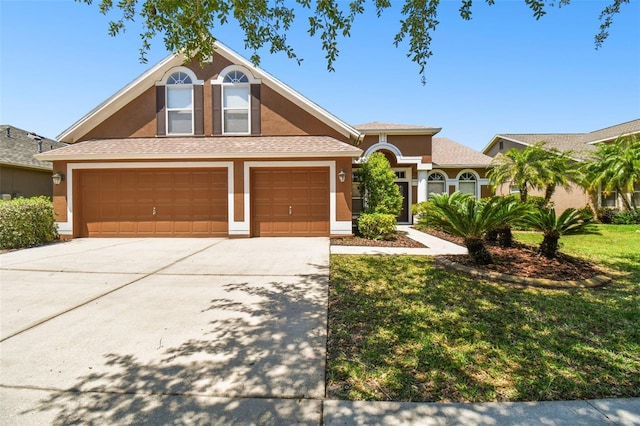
352;123;493;223
36;41;495;238
1;125;67;199
483;119;640;211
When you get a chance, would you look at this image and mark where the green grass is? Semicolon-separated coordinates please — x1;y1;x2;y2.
327;224;640;402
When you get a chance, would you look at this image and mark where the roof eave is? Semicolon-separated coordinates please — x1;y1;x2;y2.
0;161;53;171
34;150;363;162
359;127;442;136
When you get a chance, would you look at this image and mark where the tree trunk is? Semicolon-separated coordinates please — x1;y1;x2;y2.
617;185;633;211
520;186;528;204
539;235;559;258
496;226;513;248
544;184;555;207
465;237;493;265
485;229;498;242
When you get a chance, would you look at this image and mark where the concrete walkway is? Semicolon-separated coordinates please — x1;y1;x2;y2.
330;225;468;255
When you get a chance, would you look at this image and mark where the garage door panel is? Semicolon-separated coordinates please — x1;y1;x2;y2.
79;169;228;237
251;168;329;237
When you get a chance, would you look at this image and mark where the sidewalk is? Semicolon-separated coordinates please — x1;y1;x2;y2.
323;398;640;425
330;225;468;255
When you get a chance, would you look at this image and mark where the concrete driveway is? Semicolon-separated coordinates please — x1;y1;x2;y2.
1;237;329;425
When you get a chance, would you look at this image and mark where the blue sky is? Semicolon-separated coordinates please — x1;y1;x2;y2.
1;0;639;151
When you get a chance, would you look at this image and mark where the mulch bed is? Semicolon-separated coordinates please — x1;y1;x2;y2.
331;232;426;248
332;227;603;282
423;228;603;281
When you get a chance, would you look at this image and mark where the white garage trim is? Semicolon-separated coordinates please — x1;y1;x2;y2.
237;160;351;236
60;162;234;236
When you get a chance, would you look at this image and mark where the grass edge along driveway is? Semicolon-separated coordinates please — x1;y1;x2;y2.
327;225;640;402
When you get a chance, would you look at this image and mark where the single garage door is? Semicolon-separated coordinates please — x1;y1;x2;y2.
78;169;228;237
251;168;330;237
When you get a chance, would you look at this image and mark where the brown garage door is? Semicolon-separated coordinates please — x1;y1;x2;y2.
78;169;228;237
251;168;330;237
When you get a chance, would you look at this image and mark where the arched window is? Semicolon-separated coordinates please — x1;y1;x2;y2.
223;70;250;134
427;172;446;198
458;172;477;197
166;71;194;134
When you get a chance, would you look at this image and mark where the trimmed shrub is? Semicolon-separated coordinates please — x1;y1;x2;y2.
576;204;595;222
611;209;640;225
596;207;640;224
596;207;618;224
358;213;397;240
0;197;58;249
411;201;434;227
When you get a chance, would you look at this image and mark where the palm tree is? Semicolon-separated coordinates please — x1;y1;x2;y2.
581;135;640;211
426;193;528;265
537;147;579;207
525;207;595;258
488;142;548;203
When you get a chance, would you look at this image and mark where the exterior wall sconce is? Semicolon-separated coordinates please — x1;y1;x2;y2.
52;172;64;185
338;169;346;183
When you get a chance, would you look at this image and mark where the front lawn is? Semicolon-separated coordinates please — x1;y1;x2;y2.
327;225;640;402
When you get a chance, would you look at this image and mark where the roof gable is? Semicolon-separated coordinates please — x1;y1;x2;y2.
58;42;361;143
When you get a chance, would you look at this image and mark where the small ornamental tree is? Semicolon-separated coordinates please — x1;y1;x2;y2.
356;152;403;216
355;152;403;239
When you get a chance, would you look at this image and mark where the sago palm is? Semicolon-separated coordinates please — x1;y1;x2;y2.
524;207;595;258
426;193;528;265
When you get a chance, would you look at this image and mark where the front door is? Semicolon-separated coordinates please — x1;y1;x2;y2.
396;181;409;223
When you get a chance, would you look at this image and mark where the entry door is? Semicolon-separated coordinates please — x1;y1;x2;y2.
396;181;409;223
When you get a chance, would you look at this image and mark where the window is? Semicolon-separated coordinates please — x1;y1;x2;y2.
427;172;446;198
395;171;406;179
600;189;617;208
223;70;250;134
633;184;640;207
166;72;193;134
458;172;477;197
499;141;504;150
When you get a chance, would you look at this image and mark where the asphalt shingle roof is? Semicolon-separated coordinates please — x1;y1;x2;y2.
35;136;363;161
432;137;493;166
493;119;640;159
1;125;67;170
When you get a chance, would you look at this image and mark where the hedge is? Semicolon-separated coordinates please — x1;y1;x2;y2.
0;197;58;249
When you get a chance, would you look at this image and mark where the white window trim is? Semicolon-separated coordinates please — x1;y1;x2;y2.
212;65;261;136
222;82;251;136
598;184;618;208
426;170;448;199
158;67;204;136
166;85;195;136
456;169;480;199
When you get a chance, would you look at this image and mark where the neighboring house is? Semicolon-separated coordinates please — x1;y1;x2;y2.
0;125;67;199
353;122;493;223
35;42;495;238
483;119;640;211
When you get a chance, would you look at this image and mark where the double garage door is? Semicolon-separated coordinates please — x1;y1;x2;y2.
77;167;329;237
